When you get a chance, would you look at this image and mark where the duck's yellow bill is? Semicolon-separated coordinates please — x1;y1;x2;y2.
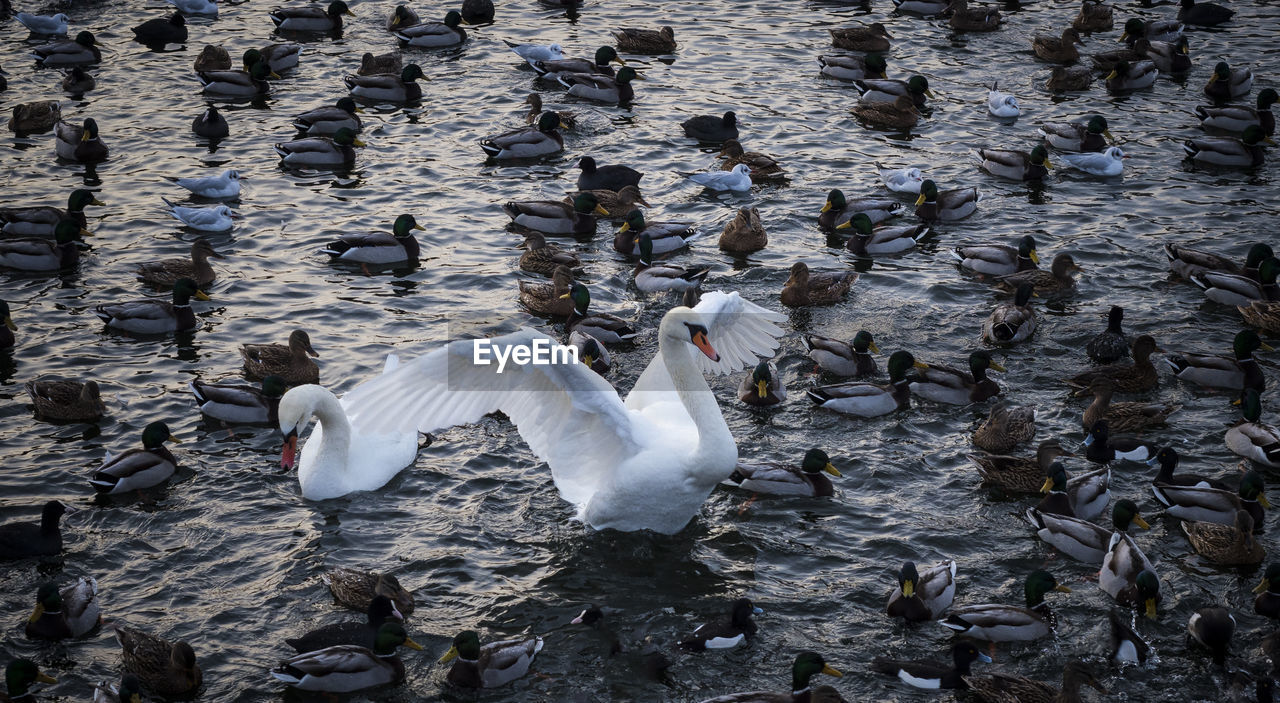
37;672;57;684
989;360;1007;372
757;379;768;398
822;665;844;678
168;433;183;443
1260;494;1272;509
404;637;424;651
618;222;631;234
913;361;930;369
868;341;881;353
902;580;915;597
914;193;926;206
1039;476;1054;494
194;291;211;302
1029;250;1040;264
439;645;459;663
1133;515;1150;530
1144;598;1157;619
28;604;44;623
820;201;833;213
1255;578;1270;594
824;462;842;477
594;204;610;216
1054;583;1072;593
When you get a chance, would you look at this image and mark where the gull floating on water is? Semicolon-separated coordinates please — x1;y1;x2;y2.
1059;146;1127;177
16;12;70;35
682;164;753;192
163;198;238;231
877;163;927;194
166;169;244;200
987;82;1020;118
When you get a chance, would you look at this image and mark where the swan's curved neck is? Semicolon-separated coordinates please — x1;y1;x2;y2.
307;388;351;463
659;332;732;464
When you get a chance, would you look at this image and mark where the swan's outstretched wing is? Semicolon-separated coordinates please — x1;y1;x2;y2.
627;291;785;409
340;328;639;507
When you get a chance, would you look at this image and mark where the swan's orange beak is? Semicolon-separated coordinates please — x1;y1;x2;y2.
281;432;298;469
692;330;719;362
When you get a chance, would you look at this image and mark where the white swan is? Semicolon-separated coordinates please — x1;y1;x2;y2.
279;358;420;501
338;292;784;534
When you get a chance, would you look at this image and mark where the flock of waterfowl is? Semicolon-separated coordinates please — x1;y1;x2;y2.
0;0;1278;696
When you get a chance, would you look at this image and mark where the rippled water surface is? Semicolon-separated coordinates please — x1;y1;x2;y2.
1;0;1279;698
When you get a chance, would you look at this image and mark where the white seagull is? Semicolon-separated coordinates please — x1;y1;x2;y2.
683;164;753;192
1059;146;1127;177
987;82;1020;118
163;198;238;231
166;168;245;200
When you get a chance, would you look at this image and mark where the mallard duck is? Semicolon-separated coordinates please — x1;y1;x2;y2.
1227;389;1280;468
324;566;415;615
167;168;244;200
719;206;767;253
274;127;364;167
739;360;785;407
461;0;493;23
1028;498;1148;563
561;284;638;344
1139;37;1191;75
567;330;611;376
613;209;697;256
577;156;644;191
385;4;418;30
25;577;99;640
781;262;856;307
840;215;929;257
25;379;106;422
1167;329;1271;392
199;59;276;97
873;641;990;690
1105;60;1158;93
292;97;362;137
534;46;624;79
9;100;61;134
344;64;426;102
480;111;564;160
557;65;642;104
634;235;710;293
681;111;739;142
0;501;73;560
914;180;980;221
1032;28;1083;63
504;40;563;67
941;570;1069;641
191;105;228;139
114;625;201;698
679;598;762;651
684;164;754;193
1192;256;1279;306
911;351;1004;405
0;301;14;350
87;421;180;493
241;329;319;385
508;194;605;240
1034;463;1076;517
1146;446;1227;489
256;43;301;73
1081;377;1179;432
33;31;101;66
358;51;400;76
830;23;892;52
1107;609;1151;665
949;0;1001;31
954;235;1038;277
286;595;403;653
2;660;56;701
972;402;1035;452
1066;465;1111;520
0;219;90;272
1240;300;1280;333
1073;0;1113;31
190;375;286;425
440;630;543;688
322;214;423;265
1256;564;1280;618
818;190;904;230
886;559;956;621
1;188;103;236
1067;335;1158;393
892;0;949;14
807;351;926;417
523;94;575;130
270;0;352;32
1197;89;1278;137
1047;65;1093;91
16;11;70;35
852;94;919;129
54;117;108;162
804;331;878;377
1083;419;1154;463
964;660;1107;703
995;253;1082;296
701;652;842;702
1121;17;1183;43
1153;470;1269;529
1184;510;1263;565
520;233;581;276
519;265;575;317
612;25;676;53
729;448;841;497
1179;0;1233;24
93;673;143;703
1184;124;1272;168
1205;61;1253;101
857;76;933;108
137;239;223;288
1100;534;1159;617
394;11;467;47
1038;115;1112;152
969;439;1071;493
983;282;1037;344
94;278;209;335
1167;241;1273;280
977;145;1051;181
1188;608;1236;670
274;622;422;691
132;13;186;44
194;44;231;71
818;53;887;82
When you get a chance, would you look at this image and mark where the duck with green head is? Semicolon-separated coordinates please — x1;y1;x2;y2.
807;350;928;417
914;180;980;221
3;659;56;702
803;330;878;377
1204;60;1253;101
292;97;363;136
34;30;101;66
855;75;933;107
26;577;99;640
910;350;1005;405
698;651;842;702
199;59;278;97
88;421;181;494
344;63;426;103
977;145;1051;181
94;278;209;334
818;189;904;230
92;672;143;703
839;213;929;257
1255;564;1280;618
1191;256;1279;307
954;234;1038;277
393;10;467;47
1038;114;1113;152
440;630;543;688
54;117;108;162
1166;329;1272;392
872;641;991;690
982;282;1036;344
190;375;287;426
1028;498;1149;563
614;209;697;256
0;188;103;236
1166;241;1273;281
322;214;424;265
738;360;785;406
818;53;887;82
1197;88;1278;137
1184;124;1273;168
561;283;639;344
535;45;624;78
634;233;710;293
269;0;353;32
274;127;365;167
1226;389;1280;468
273;622;423;692
505;192;607;236
941;570;1070;641
1104;60;1157;93
1154;470;1269;529
729;447;840;497
481;110;565;160
557;65;642;104
0;219;90;271
886;559;956;621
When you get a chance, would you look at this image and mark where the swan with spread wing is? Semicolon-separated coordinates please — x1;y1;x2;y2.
282;292;783;533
